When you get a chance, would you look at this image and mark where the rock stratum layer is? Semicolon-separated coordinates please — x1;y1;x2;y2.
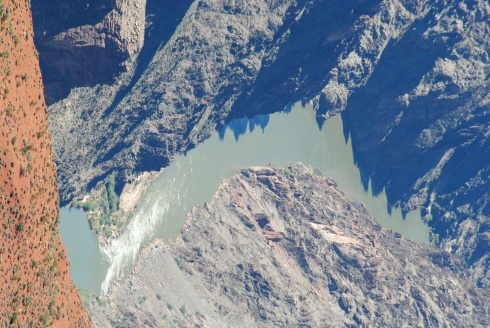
0;0;91;326
84;164;490;327
35;0;490;288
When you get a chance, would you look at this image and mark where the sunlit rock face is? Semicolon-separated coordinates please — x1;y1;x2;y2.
84;165;490;327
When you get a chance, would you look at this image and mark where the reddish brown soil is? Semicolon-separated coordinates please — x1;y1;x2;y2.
0;0;92;326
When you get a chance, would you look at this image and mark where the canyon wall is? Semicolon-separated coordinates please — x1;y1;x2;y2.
34;0;490;289
30;0;145;104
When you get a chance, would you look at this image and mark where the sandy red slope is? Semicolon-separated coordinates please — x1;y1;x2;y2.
0;0;92;326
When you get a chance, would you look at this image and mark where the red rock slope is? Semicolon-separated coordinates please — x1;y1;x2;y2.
0;0;92;326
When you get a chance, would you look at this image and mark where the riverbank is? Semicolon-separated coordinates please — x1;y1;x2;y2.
83;164;490;327
60;102;431;295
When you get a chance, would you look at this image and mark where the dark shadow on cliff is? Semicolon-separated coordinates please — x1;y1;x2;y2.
85;0;194;188
224;0;382;123
39;45;128;104
31;0;120;104
427;112;490;242
340;7;464;215
31;0;115;35
101;0;194;119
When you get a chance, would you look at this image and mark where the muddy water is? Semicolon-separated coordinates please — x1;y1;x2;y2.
59;102;430;294
58;208;109;293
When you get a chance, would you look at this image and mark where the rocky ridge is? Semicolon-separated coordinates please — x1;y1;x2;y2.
0;0;91;325
38;0;490;288
83;164;490;327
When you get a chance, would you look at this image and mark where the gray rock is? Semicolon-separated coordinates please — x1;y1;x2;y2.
339;0;490;289
44;0;384;204
31;0;146;103
38;0;490;289
83;164;490;327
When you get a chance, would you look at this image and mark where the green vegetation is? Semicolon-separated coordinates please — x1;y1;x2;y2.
138;296;148;305
431;232;440;244
106;173;118;213
10;312;18;324
6;24;14;37
72;173;121;238
0;4;6;19
71;200;97;212
179;305;187;315
96;296;106;307
0;4;8;24
21;144;33;155
15;222;24;233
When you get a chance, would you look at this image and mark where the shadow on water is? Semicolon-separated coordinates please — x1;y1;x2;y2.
220;113;271;141
220;102;294;141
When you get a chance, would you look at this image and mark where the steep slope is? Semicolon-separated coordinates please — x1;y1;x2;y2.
37;0;490;288
0;0;91;326
84;164;490;327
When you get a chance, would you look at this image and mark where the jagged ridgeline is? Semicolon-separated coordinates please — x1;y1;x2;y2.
0;0;91;325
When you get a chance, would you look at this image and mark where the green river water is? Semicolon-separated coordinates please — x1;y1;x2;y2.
59;102;430;294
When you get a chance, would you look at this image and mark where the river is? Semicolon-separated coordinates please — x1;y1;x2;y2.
59;102;430;295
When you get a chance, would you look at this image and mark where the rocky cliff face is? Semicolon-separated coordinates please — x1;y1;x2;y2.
83;164;490;327
339;0;490;290
0;0;91;325
31;0;145;104
37;0;490;289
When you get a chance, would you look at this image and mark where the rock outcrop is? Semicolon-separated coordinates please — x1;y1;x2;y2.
0;0;91;325
38;0;490;289
31;0;146;104
83;164;489;327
